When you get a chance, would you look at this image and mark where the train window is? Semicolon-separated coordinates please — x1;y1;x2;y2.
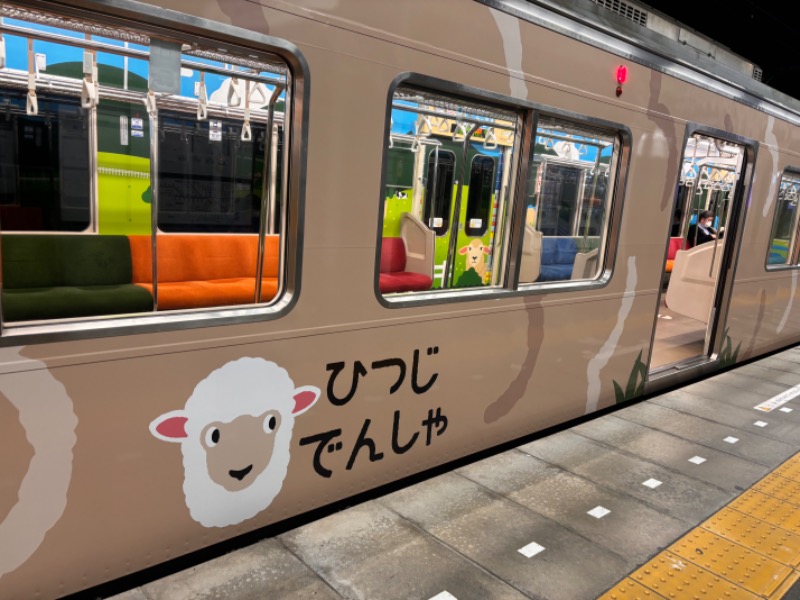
520;116;620;284
766;170;800;267
0;4;294;330
380;85;520;297
465;155;496;237
157;111;266;233
0;91;91;231
422;150;455;236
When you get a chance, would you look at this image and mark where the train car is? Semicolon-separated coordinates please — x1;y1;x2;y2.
2;0;800;597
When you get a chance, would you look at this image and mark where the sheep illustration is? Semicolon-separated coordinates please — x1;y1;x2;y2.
149;357;320;528
459;239;491;280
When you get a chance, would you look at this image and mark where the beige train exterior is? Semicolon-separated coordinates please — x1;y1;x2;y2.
2;0;800;598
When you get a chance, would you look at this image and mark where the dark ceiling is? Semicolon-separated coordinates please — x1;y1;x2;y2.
640;0;800;100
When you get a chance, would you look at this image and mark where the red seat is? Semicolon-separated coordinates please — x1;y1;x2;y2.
665;237;685;273
379;238;432;293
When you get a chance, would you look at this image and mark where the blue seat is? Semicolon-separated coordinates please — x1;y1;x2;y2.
539;237;578;281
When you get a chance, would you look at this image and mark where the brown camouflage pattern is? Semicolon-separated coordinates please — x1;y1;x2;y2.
1;0;800;597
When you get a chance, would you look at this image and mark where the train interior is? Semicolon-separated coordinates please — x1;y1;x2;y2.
381;87;618;295
649;133;746;371
0;6;289;323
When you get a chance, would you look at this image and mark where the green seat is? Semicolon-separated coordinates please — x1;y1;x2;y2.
1;235;154;322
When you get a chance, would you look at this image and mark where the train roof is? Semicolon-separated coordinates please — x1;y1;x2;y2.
477;0;800;127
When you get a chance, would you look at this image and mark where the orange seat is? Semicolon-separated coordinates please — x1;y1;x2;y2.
128;235;280;310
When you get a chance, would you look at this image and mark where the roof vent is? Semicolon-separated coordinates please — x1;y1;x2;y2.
589;0;648;27
753;66;763;82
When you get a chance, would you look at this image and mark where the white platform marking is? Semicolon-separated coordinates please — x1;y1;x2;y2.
429;592;457;600
723;436;739;444
754;383;800;412
588;506;611;519
688;456;706;464
780;407;794;413
518;541;546;558
642;478;662;489
754;421;768;428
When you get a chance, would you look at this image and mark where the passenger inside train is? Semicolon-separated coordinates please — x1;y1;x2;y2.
652;134;743;369
686;210;719;247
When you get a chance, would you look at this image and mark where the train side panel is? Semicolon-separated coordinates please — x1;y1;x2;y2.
2;0;800;597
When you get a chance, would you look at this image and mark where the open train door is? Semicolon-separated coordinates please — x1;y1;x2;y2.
648;129;755;378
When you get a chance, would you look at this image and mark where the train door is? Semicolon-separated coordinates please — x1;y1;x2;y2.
426;141;505;288
381;89;519;294
649;132;751;374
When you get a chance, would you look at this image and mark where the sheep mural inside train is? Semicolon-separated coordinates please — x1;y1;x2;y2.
149;357;320;527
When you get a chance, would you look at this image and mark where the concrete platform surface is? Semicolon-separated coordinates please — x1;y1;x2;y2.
107;348;800;600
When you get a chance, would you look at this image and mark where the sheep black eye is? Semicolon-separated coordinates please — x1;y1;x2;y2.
205;427;220;447
264;415;277;433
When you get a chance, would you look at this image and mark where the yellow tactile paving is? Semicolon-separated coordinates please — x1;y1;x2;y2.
753;473;800;507
773;458;800;483
702;508;800;567
601;451;800;599
596;578;667;599
629;551;758;599
667;528;794;597
728;490;800;532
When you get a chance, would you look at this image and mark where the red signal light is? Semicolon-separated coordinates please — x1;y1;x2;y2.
616;65;628;85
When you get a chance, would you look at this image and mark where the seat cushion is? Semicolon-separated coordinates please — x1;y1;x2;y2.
554;237;578;266
380;238;406;274
2;285;153;321
541;237;557;265
379;272;432;294
538;265;574;281
128;234;280;283
2;234;134;288
667;237;685;260
135;278;278;310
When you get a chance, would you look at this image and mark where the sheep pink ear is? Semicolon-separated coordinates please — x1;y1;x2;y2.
458;246;468;255
293;385;320;415
483;246;491;254
150;410;188;442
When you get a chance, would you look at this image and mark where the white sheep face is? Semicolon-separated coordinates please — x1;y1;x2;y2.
150;357;320;528
201;409;283;492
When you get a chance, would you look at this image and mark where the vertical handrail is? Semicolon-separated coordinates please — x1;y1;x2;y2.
709;228;720;277
85;35;99;234
709;182;725;277
146;91;159;310
444;123;476;288
87;90;99;233
268;122;279;234
583;152;601;247
255;83;284;303
687;136;700;248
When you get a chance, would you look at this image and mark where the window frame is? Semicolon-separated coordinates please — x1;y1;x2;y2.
0;0;310;346
375;72;632;308
765;167;800;271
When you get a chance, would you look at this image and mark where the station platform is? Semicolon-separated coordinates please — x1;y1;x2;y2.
107;348;800;600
